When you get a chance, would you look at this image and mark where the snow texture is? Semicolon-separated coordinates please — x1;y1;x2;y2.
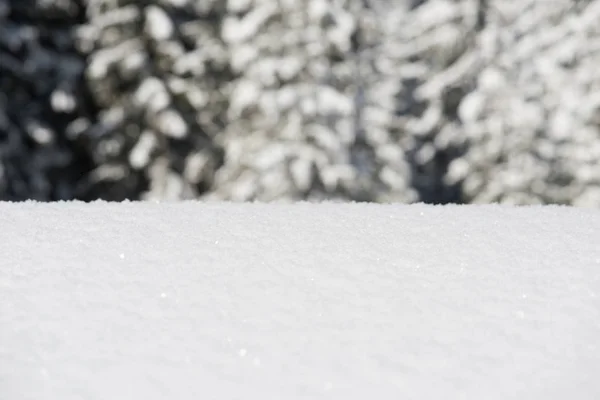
1;202;600;399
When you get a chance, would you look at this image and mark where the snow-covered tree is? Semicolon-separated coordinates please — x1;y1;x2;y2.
75;0;231;200
2;0;600;206
206;0;417;202
382;0;486;204
447;0;600;206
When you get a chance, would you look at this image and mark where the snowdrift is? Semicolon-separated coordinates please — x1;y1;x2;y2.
1;202;599;399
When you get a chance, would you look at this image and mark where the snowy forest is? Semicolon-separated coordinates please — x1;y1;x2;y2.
1;0;599;206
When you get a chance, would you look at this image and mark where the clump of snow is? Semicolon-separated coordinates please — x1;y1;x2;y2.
1;202;599;399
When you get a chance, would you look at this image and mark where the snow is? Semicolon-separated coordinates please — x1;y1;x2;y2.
1;202;599;399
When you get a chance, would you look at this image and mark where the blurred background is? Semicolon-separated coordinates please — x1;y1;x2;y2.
1;0;599;205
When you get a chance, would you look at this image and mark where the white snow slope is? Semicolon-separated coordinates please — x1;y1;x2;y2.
1;202;600;400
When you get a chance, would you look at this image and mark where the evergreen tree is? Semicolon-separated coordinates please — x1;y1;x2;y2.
447;1;600;206
76;0;231;200
0;0;89;200
209;0;417;202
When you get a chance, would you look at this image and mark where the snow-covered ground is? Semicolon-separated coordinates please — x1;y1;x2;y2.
1;202;599;399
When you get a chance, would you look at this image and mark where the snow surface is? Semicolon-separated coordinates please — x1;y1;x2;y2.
1;202;600;400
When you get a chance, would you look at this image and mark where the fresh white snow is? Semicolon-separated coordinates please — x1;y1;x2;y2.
1;202;599;399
